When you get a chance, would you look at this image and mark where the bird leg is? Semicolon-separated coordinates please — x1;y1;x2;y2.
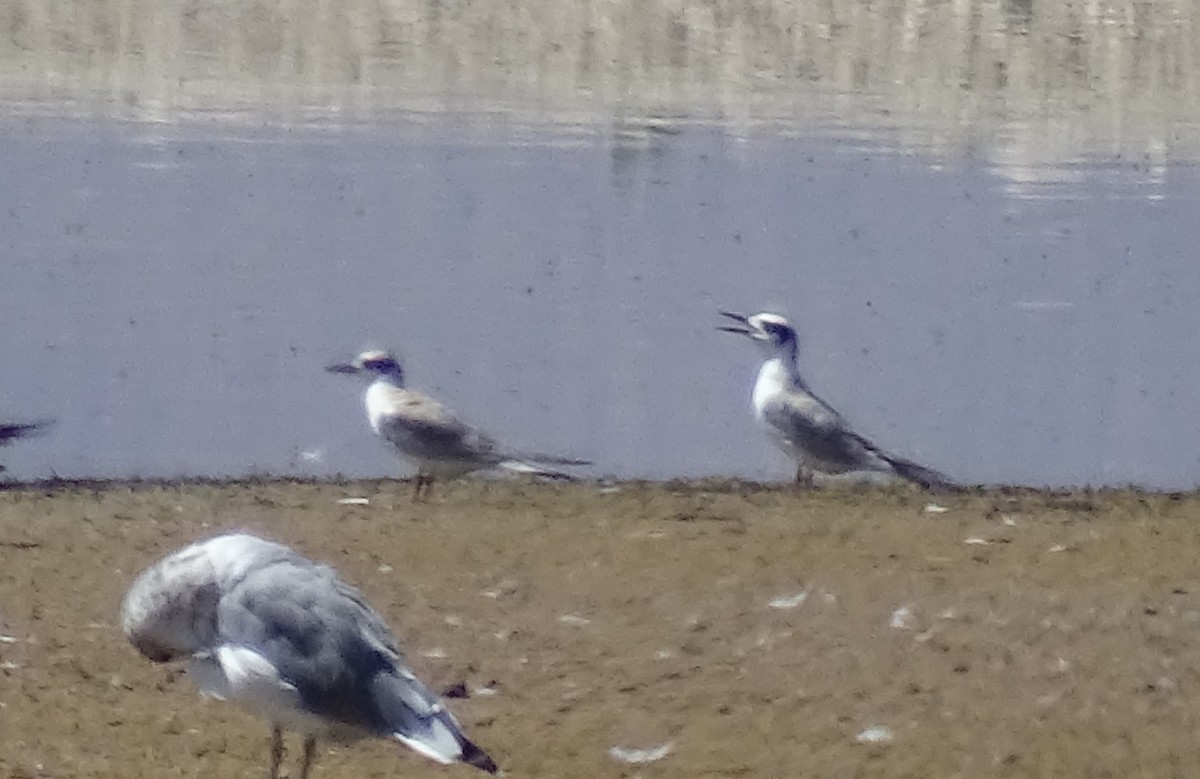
412;473;434;501
794;466;814;490
297;736;317;779
268;726;284;779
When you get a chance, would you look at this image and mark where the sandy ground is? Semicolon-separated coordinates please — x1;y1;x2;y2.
3;479;1200;779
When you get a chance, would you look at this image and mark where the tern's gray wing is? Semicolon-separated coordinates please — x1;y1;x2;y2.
216;559;494;768
761;394;958;491
760;393;882;471
376;389;501;464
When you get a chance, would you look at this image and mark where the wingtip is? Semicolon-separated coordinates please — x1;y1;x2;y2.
887;457;961;494
499;461;578;480
391;729;497;773
462;740;499;774
0;419;54;444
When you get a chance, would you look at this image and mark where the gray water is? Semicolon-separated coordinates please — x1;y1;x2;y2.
2;0;1200;489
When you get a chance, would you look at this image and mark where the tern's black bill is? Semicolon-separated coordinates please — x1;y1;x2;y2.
718;310;751;334
324;363;360;374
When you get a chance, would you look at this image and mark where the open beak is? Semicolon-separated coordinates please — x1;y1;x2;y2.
324;362;360;375
717;310;752;335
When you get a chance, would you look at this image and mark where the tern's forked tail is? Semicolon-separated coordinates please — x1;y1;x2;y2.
498;459;586;480
497;449;590;480
509;449;591;467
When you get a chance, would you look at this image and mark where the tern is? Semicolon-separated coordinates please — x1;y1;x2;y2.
719;311;957;492
327;349;588;499
120;532;498;779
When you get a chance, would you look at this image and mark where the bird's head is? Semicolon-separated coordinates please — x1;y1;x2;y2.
325;349;405;384
718;311;799;357
120;557;222;663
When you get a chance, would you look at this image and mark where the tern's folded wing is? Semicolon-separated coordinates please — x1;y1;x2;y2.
374;389;500;463
759;394;878;469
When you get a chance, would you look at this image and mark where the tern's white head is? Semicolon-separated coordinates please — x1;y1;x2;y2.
718;311;799;360
325;349;406;385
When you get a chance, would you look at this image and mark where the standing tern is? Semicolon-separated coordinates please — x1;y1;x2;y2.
327;349;588;499
120;532;498;779
719;311;958;492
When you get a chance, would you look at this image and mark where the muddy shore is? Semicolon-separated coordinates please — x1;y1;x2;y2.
3;479;1200;778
